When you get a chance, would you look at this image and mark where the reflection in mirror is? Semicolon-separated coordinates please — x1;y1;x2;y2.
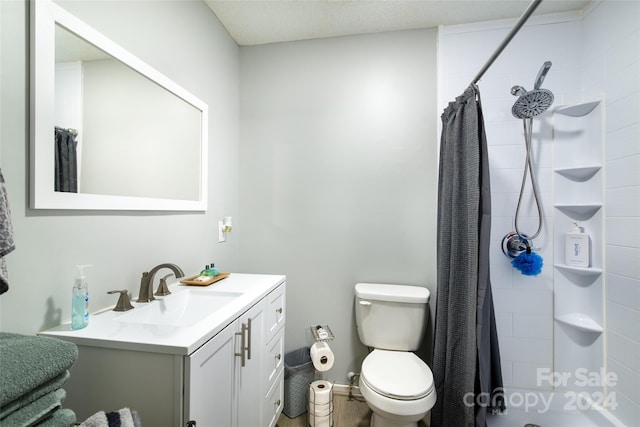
31;0;208;210
54;25;202;200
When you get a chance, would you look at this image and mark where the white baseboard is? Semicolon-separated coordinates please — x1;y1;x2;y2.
332;383;363;398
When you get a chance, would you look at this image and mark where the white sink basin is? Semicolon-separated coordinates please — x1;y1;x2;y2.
116;289;243;327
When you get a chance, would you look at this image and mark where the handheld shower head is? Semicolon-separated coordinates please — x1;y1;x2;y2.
534;61;552;90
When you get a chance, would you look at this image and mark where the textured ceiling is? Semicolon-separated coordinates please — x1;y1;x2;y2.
205;0;592;46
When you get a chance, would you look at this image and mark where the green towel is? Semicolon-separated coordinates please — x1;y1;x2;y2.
0;333;78;405
35;408;77;427
0;371;70;419
0;388;66;426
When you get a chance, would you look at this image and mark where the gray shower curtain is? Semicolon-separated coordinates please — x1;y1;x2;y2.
431;85;505;427
54;127;78;193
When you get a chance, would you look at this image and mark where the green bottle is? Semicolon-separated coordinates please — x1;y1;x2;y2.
200;265;210;276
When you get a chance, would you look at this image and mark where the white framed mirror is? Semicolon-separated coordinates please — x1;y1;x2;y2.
30;0;208;210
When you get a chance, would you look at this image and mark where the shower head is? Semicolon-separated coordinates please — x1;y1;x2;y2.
512;89;554;119
511;61;554;119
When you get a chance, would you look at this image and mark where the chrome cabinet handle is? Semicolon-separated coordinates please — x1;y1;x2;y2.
246;318;252;361
275;353;281;361
276;307;283;314
235;322;249;367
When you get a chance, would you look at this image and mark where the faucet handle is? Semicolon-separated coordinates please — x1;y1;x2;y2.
108;290;134;311
155;273;173;296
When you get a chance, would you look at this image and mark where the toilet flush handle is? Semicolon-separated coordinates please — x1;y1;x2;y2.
359;300;372;307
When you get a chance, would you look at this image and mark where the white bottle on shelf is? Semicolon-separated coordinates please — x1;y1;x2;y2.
565;222;590;268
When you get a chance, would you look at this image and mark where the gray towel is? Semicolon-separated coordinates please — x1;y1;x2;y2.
54;127;78;193
0;333;78;405
0;169;15;295
0;388;66;426
79;408;141;427
0;371;71;419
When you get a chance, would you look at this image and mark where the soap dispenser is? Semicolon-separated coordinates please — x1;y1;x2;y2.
565;223;590;268
72;265;91;330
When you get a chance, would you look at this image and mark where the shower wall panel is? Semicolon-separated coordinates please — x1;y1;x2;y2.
582;2;640;425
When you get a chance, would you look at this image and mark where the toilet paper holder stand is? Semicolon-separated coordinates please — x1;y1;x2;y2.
309;380;334;427
310;324;334;342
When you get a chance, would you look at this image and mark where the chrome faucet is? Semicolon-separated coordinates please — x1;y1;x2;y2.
137;263;185;303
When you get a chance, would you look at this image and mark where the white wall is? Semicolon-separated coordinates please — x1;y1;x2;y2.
239;29;439;382
582;2;640;425
0;0;240;334
440;1;640;424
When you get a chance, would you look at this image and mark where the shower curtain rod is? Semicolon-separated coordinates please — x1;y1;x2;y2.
471;0;543;85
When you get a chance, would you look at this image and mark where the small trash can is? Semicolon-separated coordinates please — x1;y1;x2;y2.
283;347;316;418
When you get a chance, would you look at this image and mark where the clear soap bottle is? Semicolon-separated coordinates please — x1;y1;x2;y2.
72;265;91;330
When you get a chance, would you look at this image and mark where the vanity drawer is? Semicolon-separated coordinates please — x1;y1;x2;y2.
265;328;285;387
262;366;284;427
266;283;286;342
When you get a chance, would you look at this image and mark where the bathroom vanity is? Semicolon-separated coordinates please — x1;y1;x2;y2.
40;273;286;427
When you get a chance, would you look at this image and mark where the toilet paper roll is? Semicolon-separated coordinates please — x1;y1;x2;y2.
309;380;333;427
309;412;331;427
309;410;332;427
310;341;335;372
309;380;332;405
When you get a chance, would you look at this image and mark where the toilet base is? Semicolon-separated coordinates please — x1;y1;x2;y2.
370;412;419;427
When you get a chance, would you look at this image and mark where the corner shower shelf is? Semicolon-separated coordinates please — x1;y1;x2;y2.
554;264;603;277
554;203;602;218
554;313;603;333
554;165;601;181
554;101;601;117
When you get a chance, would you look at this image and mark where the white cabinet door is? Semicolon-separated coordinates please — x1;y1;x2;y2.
185;321;238;427
185;284;284;427
236;298;266;427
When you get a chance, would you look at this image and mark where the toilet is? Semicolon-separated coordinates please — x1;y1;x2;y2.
354;283;436;427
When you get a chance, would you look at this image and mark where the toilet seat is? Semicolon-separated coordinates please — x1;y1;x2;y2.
361;350;434;400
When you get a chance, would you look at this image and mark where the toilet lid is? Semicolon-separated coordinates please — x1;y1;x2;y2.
361;350;434;400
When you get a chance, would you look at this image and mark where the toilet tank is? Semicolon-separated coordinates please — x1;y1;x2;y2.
355;283;430;351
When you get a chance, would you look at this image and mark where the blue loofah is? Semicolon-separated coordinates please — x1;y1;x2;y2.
511;249;543;276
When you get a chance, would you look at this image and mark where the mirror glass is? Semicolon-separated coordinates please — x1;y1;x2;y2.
31;0;208;210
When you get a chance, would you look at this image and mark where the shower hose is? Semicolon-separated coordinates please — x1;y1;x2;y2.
514;117;544;242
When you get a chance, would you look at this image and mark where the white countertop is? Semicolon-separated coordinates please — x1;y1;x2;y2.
40;273;286;356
